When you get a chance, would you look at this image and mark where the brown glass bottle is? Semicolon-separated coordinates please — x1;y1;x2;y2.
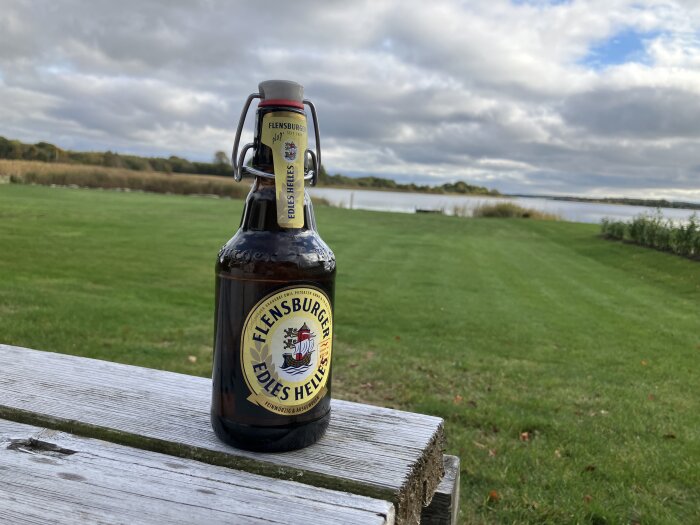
211;93;335;452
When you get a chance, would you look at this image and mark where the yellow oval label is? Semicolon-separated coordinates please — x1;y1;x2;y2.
241;286;333;415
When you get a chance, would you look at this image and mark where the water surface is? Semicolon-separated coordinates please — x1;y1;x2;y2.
309;187;698;224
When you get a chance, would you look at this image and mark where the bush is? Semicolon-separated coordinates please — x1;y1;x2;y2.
601;211;699;259
472;202;559;220
601;218;626;240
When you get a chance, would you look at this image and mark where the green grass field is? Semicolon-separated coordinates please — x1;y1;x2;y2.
1;184;699;524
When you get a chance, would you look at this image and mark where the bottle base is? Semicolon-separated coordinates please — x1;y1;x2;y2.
211;410;331;452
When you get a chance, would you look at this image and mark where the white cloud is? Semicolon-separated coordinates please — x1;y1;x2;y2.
0;0;699;198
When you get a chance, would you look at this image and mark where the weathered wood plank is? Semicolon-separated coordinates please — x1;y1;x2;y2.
0;344;445;525
0;418;395;524
421;455;461;525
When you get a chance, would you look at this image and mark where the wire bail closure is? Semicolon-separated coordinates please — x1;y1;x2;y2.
231;93;321;186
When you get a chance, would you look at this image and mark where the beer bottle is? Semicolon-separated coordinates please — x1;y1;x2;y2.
211;80;335;452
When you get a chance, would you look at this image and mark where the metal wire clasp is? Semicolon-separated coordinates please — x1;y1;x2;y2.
231;93;322;186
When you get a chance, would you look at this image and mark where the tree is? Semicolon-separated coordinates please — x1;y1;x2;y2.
213;151;231;166
103;151;124;168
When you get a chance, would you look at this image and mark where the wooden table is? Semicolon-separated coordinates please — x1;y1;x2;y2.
0;344;460;524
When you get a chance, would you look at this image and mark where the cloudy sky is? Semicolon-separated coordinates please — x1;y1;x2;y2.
1;0;700;199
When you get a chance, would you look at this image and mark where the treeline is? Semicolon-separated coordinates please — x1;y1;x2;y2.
536;194;700;211
317;168;499;195
601;212;700;259
1;135;499;195
0;136;231;176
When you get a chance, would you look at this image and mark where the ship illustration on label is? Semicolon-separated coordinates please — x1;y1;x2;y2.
282;323;315;374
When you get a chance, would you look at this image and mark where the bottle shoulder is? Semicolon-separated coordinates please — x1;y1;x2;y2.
217;229;336;278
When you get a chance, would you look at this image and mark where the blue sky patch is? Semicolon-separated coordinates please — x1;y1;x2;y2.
582;29;660;69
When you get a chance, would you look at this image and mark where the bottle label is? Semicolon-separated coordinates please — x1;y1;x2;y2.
261;111;308;228
240;286;333;415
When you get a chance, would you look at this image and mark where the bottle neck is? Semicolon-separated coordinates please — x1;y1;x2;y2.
241;104;312;232
240;176;316;233
252;105;306;175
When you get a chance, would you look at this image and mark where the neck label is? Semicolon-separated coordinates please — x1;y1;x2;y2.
261;111;308;228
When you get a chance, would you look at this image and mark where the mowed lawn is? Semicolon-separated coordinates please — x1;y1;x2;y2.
1;184;699;524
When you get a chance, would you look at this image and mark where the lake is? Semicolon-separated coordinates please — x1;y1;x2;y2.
309;187;699;224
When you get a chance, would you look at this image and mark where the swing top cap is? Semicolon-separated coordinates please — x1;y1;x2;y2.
258;80;304;108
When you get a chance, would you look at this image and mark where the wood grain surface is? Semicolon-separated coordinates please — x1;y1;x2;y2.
0;418;395;524
421;455;461;525
0;344;445;524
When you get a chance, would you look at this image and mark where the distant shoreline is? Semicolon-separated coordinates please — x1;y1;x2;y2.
317;185;700;211
508;194;700;211
317;184;505;198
